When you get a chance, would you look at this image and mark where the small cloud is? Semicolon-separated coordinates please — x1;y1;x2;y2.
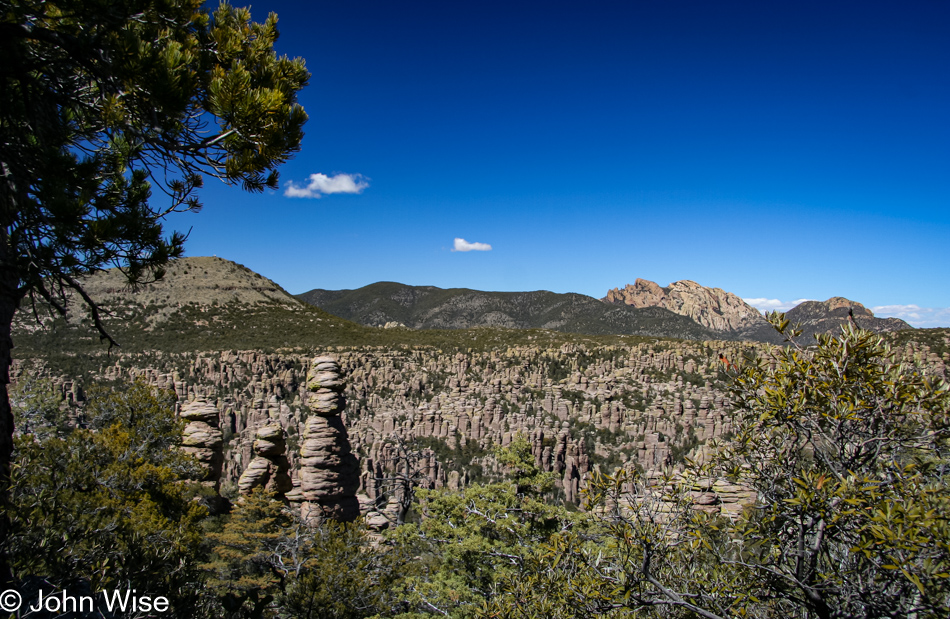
744;298;786;311
284;173;369;198
744;297;815;313
452;238;492;252
872;304;921;314
872;304;950;328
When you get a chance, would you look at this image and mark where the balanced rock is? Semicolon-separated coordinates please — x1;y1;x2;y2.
307;356;346;415
253;423;287;457
181;399;220;423
180;398;224;489
238;424;292;499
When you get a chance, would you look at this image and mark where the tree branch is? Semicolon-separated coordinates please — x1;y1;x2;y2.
60;273;118;350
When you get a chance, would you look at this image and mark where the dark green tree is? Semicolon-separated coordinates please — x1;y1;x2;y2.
9;374;69;440
386;436;574;617
0;0;309;577
494;433;555;496
277;519;412;619
6;380;212;616
204;490;412;619
700;316;950;618
203;489;291;619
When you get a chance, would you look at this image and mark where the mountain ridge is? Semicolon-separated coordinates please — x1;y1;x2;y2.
299;277;913;343
72;256;300;308
602;278;775;340
20;257;913;351
296;282;723;340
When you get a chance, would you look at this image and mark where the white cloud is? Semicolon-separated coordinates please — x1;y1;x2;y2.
452;238;492;252
284;173;369;198
744;298;815;313
872;305;950;328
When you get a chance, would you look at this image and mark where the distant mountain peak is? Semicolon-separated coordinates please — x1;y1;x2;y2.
806;296;873;317
73;256;300;308
785;296;910;336
603;278;766;334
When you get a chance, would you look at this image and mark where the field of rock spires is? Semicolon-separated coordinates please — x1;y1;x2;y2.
12;257;950;521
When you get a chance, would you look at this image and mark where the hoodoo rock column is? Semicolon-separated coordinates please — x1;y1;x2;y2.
180;398;224;490
298;356;360;522
237;423;293;500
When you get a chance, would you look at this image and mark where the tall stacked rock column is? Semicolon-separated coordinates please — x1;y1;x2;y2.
180;398;224;490
299;356;361;523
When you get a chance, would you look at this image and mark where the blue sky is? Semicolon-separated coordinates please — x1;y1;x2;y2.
169;1;950;327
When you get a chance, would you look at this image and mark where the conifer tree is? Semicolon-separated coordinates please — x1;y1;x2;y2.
0;0;309;578
203;489;291;618
6;381;210;616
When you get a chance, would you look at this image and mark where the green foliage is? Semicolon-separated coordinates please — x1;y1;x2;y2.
203;489;293;618
483;467;732;619
495;434;555;496
383;441;576;617
203;489;414;618
412;435;489;484
9;375;69;439
700;315;950;618
278;519;413;619
479;317;950;619
1;0;308;339
6;380;210;615
390;481;578;618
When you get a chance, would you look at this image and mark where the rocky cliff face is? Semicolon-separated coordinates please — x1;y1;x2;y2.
785;297;912;340
603;279;774;340
11;341;754;516
237;423;293;499
603;282;915;342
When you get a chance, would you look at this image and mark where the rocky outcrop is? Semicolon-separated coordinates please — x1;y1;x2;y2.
785;297;911;340
604;278;769;337
10;255;944;526
298;357;361;523
28;341;750;507
687;477;757;518
615;472;757;522
237;423;293;499
180;398;224;489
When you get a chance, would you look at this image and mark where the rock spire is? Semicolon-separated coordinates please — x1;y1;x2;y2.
298;356;361;522
237;423;293;499
180;398;224;490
